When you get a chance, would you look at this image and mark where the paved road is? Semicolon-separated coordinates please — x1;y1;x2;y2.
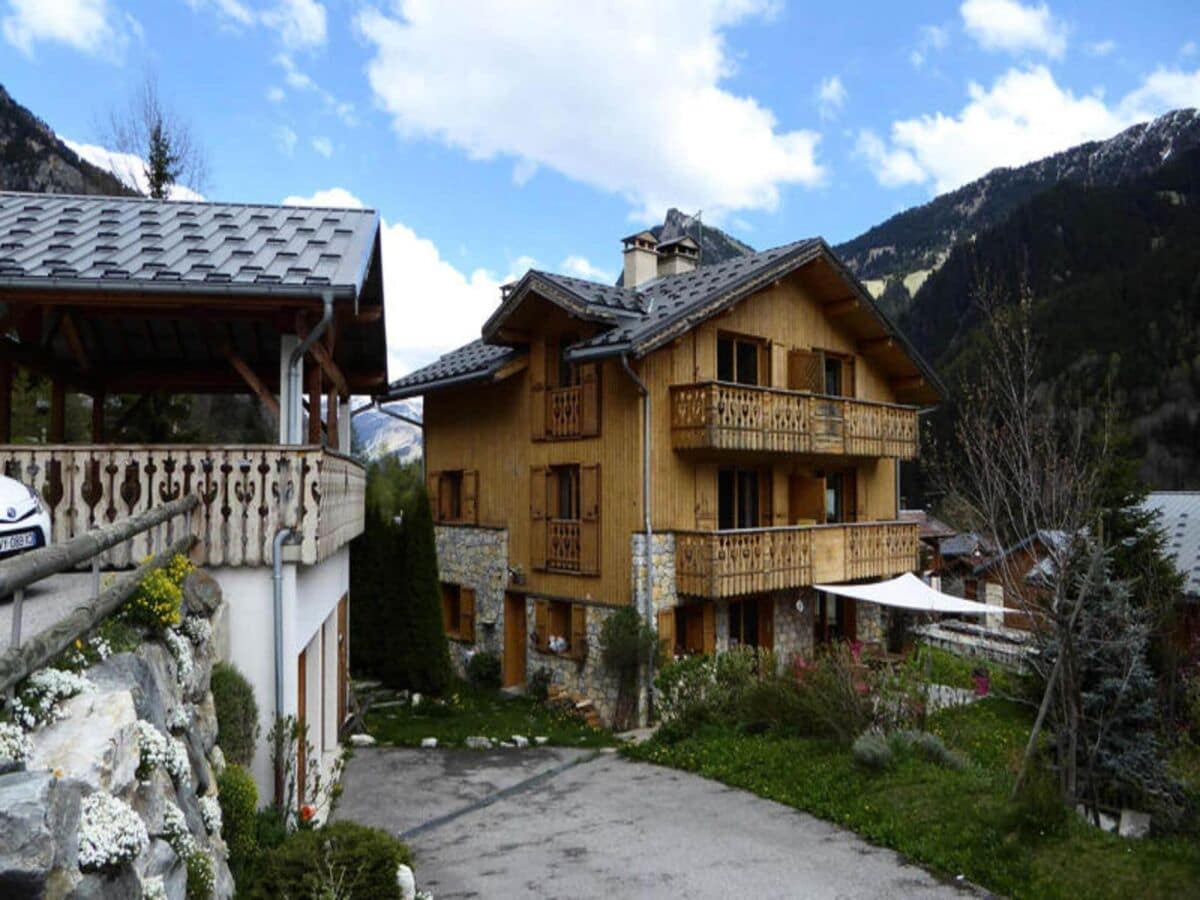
0;572;97;651
337;747;983;900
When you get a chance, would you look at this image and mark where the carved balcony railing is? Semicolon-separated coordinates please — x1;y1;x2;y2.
546;518;582;572
670;382;919;459
0;445;365;568
675;521;919;599
547;385;582;438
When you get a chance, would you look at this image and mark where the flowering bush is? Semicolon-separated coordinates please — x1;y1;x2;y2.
142;876;167;900
160;801;195;857
11;667;91;731
119;566;183;632
136;720;191;785
166;553;195;587
168;705;191;733
78;791;148;872
185;848;214;900
180;616;212;647
164;628;194;687
0;721;31;770
199;794;222;835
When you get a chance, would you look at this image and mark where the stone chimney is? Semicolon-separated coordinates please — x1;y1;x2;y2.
622;230;659;287
657;236;699;277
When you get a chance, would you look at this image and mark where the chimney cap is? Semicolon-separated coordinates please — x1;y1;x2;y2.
657;235;699;257
621;230;659;251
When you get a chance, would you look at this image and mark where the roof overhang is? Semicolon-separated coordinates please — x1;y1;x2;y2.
481;271;628;344
382;350;526;401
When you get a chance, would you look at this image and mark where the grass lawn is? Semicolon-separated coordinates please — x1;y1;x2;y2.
363;684;615;749
626;699;1200;900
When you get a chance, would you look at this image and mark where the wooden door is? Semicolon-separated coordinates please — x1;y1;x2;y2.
503;593;527;688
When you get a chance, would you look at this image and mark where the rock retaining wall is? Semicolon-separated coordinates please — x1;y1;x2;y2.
435;525;508;675
0;569;235;899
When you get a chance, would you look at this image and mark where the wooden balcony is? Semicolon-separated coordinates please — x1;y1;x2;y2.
546;519;582;572
547;386;582;438
0;444;365;568
670;382;919;459
674;521;919;599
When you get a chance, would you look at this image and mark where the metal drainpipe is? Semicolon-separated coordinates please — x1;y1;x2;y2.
271;526;295;806
286;292;334;444
372;400;426;480
621;354;653;725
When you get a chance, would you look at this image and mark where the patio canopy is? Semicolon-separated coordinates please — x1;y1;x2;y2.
814;573;1011;617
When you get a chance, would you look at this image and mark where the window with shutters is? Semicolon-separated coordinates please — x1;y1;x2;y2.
430;469;479;524
717;466;771;530
537;339;600;440
717;332;767;386
533;598;588;658
440;583;476;642
533;463;600;575
788;348;855;398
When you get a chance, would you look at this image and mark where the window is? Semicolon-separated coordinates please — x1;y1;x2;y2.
718;467;767;529
552;465;580;520
727;598;760;649
441;583;476;642
443;471;463;520
824;356;842;396
717;333;765;386
551;334;581;388
532;464;600;574
535;338;600;439
823;470;857;524
431;469;478;524
814;591;856;645
534;599;587;658
821;351;854;398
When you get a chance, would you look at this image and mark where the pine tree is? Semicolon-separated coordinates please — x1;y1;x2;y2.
144;120;180;200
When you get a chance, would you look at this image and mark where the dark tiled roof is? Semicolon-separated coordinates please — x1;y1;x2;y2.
1142;492;1200;599
391;340;516;392
0;191;380;299
534;271;647;314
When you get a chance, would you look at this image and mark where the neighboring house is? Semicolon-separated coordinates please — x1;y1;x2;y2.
970;530;1069;631
899;508;957;579
1141;492;1200;651
387;229;942;722
0;191;387;804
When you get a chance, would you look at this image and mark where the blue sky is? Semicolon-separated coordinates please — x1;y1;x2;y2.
2;0;1199;378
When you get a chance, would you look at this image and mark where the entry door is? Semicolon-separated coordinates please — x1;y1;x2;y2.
504;593;527;688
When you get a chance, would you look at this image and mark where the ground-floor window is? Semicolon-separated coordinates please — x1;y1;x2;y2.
728;596;774;650
533;598;587;659
814;591;856;645
441;582;476;642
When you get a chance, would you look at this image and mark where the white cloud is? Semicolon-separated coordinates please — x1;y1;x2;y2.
185;0;255;28
266;86;286;103
275;125;298;155
354;0;825;221
1085;39;1116;58
1180;40;1196;59
960;0;1067;59
275;53;356;125
511;158;538;187
311;135;333;157
283;188;531;379
910;24;950;69
860;64;1200;194
64;139;206;200
560;255;614;282
262;0;326;49
815;76;847;121
2;0;128;60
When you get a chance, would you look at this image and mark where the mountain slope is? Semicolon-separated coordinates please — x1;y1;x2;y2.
902;143;1200;489
0;84;133;196
835;109;1200;316
352;401;423;461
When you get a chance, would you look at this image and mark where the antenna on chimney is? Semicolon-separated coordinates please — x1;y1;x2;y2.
678;209;703;267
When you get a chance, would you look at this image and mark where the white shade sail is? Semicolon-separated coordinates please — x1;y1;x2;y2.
813;572;1012;617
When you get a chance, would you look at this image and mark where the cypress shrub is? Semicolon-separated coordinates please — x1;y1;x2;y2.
217;764;259;881
211;662;259;767
245;821;411;900
466;651;501;690
349;507;393;678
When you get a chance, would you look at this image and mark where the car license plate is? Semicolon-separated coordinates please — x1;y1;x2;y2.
0;531;36;553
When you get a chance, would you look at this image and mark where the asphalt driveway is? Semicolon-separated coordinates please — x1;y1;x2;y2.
337;746;984;899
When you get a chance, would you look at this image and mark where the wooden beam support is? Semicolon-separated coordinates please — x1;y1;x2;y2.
222;346;281;419
91;391;105;443
326;385;339;451
295;313;349;398
306;358;323;444
857;336;894;355
60;312;91;373
49;378;65;442
825;297;859;318
0;338;96;393
890;375;926;393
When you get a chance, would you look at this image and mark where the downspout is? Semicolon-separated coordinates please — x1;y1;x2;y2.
271;526;296;806
621;354;653;725
286;292;334;444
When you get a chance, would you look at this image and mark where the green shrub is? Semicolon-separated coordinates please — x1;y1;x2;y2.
466;651;502;691
792;645;875;745
1007;755;1070;838
211;662;259;768
217;764;258;880
889;730;965;770
528;667;552;703
734;673;806;736
185;847;214;900
852;731;894;771
118;565;183;632
253;806;289;853
245;821;411;900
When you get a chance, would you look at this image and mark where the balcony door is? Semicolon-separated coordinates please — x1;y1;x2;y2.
717;333;768;386
718;466;771;529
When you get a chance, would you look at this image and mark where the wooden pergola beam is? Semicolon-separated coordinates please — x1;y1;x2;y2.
0;336;97;393
223;346;281;419
61;312;91;373
295;313;349;398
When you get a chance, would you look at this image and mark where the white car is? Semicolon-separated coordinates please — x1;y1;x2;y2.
0;475;51;559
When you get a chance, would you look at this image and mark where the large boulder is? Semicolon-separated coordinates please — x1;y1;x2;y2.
89;654;167;733
27;690;139;797
133;643;183;718
135;840;184;900
181;571;222;618
68;864;140;900
192;693;218;754
0;771;83;897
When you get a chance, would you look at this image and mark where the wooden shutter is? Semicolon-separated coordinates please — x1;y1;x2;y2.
788;474;825;525
530;467;547;570
844;358;856;399
757;596;775;651
579;362;600;436
788;348;822;392
462;470;479;524
426;470;440;522
694;463;717;530
657;608;676;659
702;603;716;654
441;585;453;633
570;604;588;659
438;474;455;522
843;470;858;524
460;587;476;642
579;464;600;575
534;600;549;650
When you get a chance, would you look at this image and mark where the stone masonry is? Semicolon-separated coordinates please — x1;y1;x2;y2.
435;525;508;676
524;599;621;725
631;533;676;616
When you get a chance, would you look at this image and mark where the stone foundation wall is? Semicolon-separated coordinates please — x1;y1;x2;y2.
435;525;509;676
524;600;621;725
774;590;813;661
632;533;676;615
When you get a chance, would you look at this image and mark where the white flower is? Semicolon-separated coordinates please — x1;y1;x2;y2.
163;629;194;686
89;635;112;660
142;875;168;900
180;616;211;647
78;792;148;872
168;706;190;733
199;794;222;835
14;667;91;731
160;801;196;857
0;722;31;768
136;720;191;785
